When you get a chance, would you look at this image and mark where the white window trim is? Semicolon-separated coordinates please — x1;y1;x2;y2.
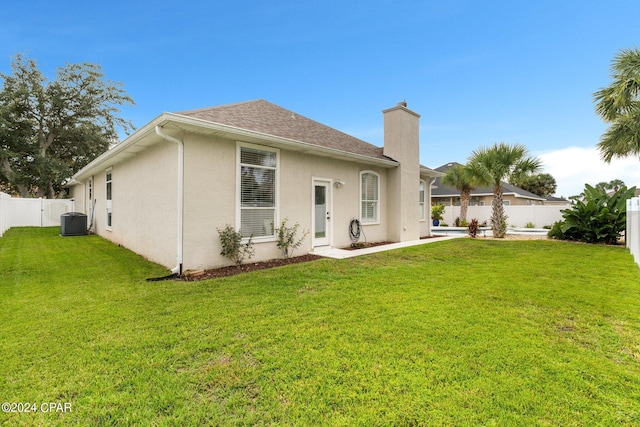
359;170;380;225
311;176;333;247
236;141;280;242
105;168;112;231
87;176;93;213
419;179;426;222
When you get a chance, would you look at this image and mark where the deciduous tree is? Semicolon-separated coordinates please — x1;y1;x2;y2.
0;55;134;197
510;172;557;197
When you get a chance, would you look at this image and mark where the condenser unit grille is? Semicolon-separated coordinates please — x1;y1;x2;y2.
60;212;88;236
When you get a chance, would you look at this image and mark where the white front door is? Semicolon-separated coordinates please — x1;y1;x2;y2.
313;180;331;247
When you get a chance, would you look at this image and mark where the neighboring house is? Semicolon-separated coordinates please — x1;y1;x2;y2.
543;195;572;206
68;100;443;273
431;162;555;206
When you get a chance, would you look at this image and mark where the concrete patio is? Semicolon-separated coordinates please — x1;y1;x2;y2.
310;235;463;259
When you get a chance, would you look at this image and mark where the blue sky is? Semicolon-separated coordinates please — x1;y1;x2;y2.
2;0;639;197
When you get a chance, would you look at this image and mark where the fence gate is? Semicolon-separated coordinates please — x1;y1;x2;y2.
0;194;74;236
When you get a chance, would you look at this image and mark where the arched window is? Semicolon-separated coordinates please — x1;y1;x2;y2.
360;171;379;223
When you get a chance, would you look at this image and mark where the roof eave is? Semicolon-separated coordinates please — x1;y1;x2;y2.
513;193;546;201
72;113;172;182
420;166;445;178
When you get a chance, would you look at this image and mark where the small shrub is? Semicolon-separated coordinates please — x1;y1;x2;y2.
525;222;535;228
468;218;479;238
217;224;254;266
547;221;567;240
275;218;309;259
454;217;469;227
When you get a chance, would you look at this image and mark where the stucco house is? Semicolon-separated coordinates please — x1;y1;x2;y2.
68;100;443;273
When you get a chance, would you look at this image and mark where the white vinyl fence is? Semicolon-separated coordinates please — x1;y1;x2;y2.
0;192;10;237
441;204;566;228
627;197;640;268
0;192;74;237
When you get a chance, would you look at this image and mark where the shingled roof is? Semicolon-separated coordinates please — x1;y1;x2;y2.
432;162;546;201
176;99;393;163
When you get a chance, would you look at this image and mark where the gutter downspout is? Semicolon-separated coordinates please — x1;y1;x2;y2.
155;125;184;275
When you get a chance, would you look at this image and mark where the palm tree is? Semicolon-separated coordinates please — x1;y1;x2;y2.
593;47;640;162
468;143;541;238
442;164;477;223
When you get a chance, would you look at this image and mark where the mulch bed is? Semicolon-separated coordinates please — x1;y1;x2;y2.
182;254;322;281
182;237;445;281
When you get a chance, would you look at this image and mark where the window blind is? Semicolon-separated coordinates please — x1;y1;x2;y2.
239;146;277;238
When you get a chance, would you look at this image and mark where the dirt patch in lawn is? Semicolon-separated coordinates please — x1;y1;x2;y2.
480;234;549;241
183;254;322;281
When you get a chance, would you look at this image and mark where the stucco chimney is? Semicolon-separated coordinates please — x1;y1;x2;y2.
382;101;421;242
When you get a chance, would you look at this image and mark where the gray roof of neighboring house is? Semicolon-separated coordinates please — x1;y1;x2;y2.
431;162;546;201
544;195;570;203
177;99;392;163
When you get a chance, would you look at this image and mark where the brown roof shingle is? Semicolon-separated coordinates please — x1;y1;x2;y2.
176;99;393;162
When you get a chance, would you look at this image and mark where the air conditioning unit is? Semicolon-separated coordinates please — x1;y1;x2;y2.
60;212;88;236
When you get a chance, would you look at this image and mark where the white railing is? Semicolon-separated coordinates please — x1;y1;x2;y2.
440;205;566;228
0;193;74;236
627;197;640;268
0;192;10;237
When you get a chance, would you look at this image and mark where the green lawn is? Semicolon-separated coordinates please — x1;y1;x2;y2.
1;227;640;426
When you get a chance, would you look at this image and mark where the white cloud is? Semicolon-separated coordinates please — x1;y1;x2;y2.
537;146;640;198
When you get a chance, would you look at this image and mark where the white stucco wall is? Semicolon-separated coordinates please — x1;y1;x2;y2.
182;134;237;270
73;140;179;269
383;104;421;242
70;132;404;271
114;141;179;268
180;134;391;270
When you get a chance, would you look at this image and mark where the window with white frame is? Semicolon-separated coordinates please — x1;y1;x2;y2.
360;171;379;223
238;144;278;238
419;180;426;220
106;169;112;229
